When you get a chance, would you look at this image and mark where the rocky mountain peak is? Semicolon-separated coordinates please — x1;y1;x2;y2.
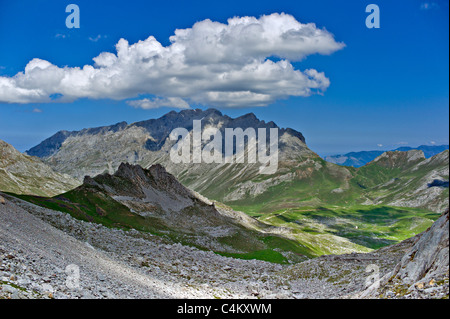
396;208;449;284
82;162;192;200
239;112;258;121
114;162;149;180
0;139;16;159
199;108;223;117
27;108;307;160
114;162;175;184
358;209;449;298
21;108;316;192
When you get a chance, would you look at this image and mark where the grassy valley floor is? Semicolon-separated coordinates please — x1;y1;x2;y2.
231;204;440;256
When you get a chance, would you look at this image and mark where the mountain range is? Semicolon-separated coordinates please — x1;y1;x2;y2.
21;108;448;215
26;108;309;180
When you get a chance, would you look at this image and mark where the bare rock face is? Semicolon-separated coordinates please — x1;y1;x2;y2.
358;209;449;298
85;162;195;201
392;209;449;284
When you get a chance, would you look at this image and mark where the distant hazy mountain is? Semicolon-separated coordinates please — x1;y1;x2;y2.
324;145;449;168
0;139;79;196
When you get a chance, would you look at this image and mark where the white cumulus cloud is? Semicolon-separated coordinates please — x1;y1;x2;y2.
0;13;345;108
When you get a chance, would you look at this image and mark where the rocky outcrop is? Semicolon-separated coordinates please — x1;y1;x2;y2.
27;108;307;167
393;209;449;285
357;209;449;298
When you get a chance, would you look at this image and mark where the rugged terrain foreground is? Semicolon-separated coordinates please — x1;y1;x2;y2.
1;192;447;299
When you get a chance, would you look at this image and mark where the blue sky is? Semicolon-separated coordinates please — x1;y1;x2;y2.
0;0;448;155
